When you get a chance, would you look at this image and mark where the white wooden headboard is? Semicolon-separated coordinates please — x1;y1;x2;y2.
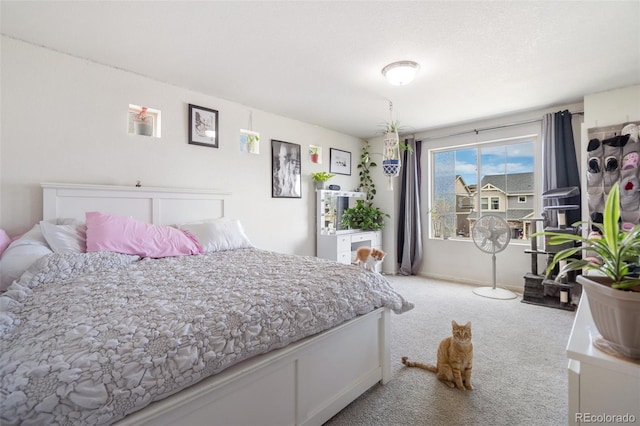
42;183;231;225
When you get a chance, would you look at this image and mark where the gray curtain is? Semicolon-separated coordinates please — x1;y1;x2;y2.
397;138;423;275
542;110;581;227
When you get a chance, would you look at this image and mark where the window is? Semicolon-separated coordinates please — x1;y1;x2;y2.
491;197;500;210
431;138;535;240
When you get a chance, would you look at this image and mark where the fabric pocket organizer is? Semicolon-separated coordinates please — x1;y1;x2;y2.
587;190;605;215
586;138;603;191
621;138;639;172
619;175;640;226
602;134;628;194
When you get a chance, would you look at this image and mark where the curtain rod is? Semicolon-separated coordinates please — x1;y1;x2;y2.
416;111;584;142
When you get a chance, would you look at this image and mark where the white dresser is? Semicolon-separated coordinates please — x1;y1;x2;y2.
315;190;382;271
567;294;640;425
318;230;382;266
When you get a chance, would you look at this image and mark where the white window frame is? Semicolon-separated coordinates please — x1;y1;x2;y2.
481;197;488;210
490;197;500;210
428;133;540;245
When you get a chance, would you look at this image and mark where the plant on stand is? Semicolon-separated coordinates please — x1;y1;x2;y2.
310;171;335;190
340;199;389;231
341;139;390;231
535;183;640;358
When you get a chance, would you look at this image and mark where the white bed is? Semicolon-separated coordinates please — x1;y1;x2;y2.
0;182;412;426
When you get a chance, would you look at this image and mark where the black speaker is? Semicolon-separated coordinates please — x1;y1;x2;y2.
328;184;340;190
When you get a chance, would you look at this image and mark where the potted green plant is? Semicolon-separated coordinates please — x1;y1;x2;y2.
309;146;320;164
357;140;377;203
311;171;335;190
340;199;389;231
537;183;640;358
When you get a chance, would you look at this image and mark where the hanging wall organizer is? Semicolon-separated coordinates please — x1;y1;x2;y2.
586;122;640;231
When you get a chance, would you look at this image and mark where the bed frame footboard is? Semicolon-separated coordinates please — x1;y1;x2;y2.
117;308;390;426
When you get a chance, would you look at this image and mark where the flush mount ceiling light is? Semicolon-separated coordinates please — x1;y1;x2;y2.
381;61;420;86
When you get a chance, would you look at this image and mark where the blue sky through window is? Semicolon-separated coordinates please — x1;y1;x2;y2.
454;141;534;185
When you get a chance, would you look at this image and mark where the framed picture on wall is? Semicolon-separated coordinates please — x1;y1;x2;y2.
330;148;351;175
188;104;219;148
271;139;302;198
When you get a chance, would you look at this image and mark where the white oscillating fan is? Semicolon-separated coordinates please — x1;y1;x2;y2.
471;214;517;300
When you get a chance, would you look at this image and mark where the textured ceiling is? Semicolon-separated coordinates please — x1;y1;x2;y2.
2;1;639;138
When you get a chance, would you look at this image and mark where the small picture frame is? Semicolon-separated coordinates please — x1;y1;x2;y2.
188;104;218;148
272;139;302;198
330;148;351;175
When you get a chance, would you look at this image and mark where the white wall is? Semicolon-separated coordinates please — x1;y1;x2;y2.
4;37;637;280
0;37;362;256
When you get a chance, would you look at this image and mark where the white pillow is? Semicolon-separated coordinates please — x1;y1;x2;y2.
0;224;53;291
39;221;87;253
179;218;252;253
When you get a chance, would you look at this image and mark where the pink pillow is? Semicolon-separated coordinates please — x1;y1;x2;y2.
0;229;11;257
85;211;203;258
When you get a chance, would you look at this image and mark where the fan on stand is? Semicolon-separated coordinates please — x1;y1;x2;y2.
471;214;518;300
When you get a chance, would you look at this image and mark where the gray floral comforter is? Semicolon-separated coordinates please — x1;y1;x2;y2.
0;248;413;425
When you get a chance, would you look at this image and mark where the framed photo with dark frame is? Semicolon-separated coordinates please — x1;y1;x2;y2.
271;139;302;198
188;104;219;148
330;148;351;175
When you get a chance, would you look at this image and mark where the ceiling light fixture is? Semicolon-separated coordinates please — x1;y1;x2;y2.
381;61;420;86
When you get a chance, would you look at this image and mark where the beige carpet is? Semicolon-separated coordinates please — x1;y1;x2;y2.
324;275;576;426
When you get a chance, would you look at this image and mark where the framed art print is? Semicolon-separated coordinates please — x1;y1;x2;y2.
188;104;218;148
271;139;301;198
330;148;351;175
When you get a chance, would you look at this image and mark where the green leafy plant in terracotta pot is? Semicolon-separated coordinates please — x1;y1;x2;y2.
340;199;389;231
309;146;320;164
311;171;335;190
536;183;640;358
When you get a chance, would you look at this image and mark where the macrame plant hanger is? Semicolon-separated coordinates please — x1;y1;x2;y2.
382;101;401;190
241;110;260;154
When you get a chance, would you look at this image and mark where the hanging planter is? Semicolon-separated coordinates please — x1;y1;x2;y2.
382;113;401;189
382;159;400;175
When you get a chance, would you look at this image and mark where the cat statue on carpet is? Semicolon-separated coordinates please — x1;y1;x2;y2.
353;246;386;272
401;320;473;391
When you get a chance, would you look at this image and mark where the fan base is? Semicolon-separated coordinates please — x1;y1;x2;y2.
472;286;518;300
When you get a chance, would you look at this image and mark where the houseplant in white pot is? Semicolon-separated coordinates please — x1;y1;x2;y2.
538;183;640;358
311;172;335;190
